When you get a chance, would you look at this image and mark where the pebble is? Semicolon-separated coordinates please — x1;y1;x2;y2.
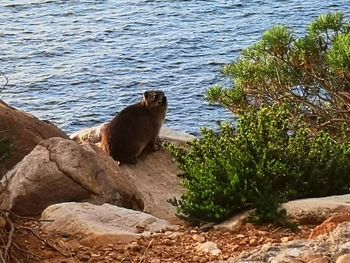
192;255;200;261
280;236;290;243
164;231;173;236
0;217;6;229
163;239;174;246
336;254;350;263
196;241;222;256
305;255;329;263
192;234;206;243
79;254;91;261
169;232;181;239
249;238;258;246
126;241;141;251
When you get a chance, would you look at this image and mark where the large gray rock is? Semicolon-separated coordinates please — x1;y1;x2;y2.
0;137;142;216
41;202;172;245
71;125;187;223
0;134;184;223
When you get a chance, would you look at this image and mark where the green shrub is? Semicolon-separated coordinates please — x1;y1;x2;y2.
169;104;350;224
207;12;350;135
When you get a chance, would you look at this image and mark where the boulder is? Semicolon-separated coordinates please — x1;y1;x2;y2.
0;135;184;223
0;137;142;216
0;100;68;173
41;202;172;245
70;125;188;223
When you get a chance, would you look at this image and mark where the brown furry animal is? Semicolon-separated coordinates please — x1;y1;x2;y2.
101;90;167;164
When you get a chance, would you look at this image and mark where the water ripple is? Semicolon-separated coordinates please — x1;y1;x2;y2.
0;0;349;136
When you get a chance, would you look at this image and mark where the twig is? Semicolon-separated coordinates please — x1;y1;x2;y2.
3;210;53;223
12;242;42;261
139;239;153;263
18;226;69;257
271;227;281;233
4;219;14;261
0;249;6;263
127;251;134;263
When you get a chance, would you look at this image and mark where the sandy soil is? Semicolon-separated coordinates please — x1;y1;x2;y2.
6;217;314;263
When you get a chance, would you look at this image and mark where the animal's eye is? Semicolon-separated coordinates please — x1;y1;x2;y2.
153;94;158;99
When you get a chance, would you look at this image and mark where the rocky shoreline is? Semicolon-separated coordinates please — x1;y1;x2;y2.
1;100;350;262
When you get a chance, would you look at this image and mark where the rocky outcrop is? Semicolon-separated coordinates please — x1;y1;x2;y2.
0;100;68;173
0;137;142;216
41;202;173;245
0;135;184;222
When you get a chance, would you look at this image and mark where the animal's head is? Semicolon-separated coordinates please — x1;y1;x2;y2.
142;90;167;111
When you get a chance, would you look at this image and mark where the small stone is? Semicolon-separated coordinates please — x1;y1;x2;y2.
164;231;173;236
190;229;198;233
192;255;200;261
126;241;141;252
273;256;304;263
196;241;222;256
169;232;181;239
192;234;206;243
164;239;173;246
232;244;240;251
135;224;146;233
306;255;329;263
150;259;161;263
336;254;350;263
280;236;290;243
258;230;269;236
236;234;245;238
0;217;7;229
249;238;258;246
80;254;91;261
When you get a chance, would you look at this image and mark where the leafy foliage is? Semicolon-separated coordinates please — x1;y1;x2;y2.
169;104;350;224
207;12;350;134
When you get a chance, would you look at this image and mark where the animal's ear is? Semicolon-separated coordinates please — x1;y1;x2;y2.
143;91;149;100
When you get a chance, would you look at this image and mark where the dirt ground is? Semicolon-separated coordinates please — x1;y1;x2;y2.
3;215;316;263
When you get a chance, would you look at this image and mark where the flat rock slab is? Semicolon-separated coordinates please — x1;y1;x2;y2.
282;194;350;223
214;194;350;232
41;202;172;245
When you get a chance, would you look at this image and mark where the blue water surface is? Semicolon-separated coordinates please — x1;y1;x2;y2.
0;0;349;135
